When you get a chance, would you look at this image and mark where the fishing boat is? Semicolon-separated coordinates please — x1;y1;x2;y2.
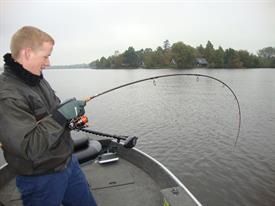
0;130;202;206
0;73;243;206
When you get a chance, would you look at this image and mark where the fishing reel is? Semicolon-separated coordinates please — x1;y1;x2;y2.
69;115;89;130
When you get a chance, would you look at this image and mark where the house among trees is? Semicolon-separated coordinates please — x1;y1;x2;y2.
140;61;145;67
91;43;275;69
170;59;176;65
196;58;208;67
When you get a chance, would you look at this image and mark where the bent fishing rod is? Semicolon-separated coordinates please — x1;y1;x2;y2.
78;73;241;147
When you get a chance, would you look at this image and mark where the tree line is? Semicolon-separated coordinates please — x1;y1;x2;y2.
90;40;275;69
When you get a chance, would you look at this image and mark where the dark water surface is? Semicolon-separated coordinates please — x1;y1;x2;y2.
1;68;274;206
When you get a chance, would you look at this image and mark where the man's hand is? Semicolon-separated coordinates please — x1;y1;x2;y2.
57;98;86;120
52;98;86;126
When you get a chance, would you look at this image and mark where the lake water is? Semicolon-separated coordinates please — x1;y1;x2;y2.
0;68;274;206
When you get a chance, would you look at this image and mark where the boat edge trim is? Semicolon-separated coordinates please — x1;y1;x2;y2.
133;148;202;206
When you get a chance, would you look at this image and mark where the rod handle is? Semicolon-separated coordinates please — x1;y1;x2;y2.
84;96;93;103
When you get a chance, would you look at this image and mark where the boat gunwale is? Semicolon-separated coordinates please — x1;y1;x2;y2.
133;147;202;206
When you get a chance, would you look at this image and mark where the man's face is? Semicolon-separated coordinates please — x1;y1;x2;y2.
26;42;53;75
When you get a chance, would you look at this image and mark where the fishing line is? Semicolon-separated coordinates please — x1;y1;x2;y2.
83;73;241;147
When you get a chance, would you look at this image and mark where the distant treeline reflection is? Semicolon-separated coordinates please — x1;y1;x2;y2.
91;40;275;69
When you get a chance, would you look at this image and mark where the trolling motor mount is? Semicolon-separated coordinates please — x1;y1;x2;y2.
78;128;138;149
123;136;138;148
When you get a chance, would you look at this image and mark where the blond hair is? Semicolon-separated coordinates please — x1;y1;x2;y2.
10;26;55;59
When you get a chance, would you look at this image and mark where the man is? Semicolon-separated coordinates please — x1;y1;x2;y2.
0;26;97;206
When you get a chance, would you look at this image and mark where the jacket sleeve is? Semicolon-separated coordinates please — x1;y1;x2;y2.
0;97;66;162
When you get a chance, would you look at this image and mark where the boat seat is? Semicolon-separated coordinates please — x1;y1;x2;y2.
74;140;102;163
72;132;102;163
73;135;89;152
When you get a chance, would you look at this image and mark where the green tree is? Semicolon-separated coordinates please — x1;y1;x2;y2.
96;56;111;68
224;48;242;68
204;41;215;67
238;50;252;68
171;42;196;68
112;54;123;68
270;57;275;67
212;46;224;68
250;54;261;68
122;47;140;68
156;46;164;54
258;47;275;58
143;51;158;68
163;49;173;66
195;44;205;58
155;46;166;66
163;39;171;51
257;47;275;67
143;48;155;68
144;48;153;53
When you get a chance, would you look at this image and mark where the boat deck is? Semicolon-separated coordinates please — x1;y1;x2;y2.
0;134;201;206
0;158;162;206
84;158;162;206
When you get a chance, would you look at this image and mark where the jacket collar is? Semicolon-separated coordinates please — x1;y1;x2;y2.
3;53;43;86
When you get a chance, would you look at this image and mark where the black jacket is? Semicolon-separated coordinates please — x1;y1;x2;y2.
0;53;73;175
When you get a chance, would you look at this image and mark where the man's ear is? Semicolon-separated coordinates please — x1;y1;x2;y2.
22;47;32;60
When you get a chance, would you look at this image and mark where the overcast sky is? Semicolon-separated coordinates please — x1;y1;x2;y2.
1;0;274;66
